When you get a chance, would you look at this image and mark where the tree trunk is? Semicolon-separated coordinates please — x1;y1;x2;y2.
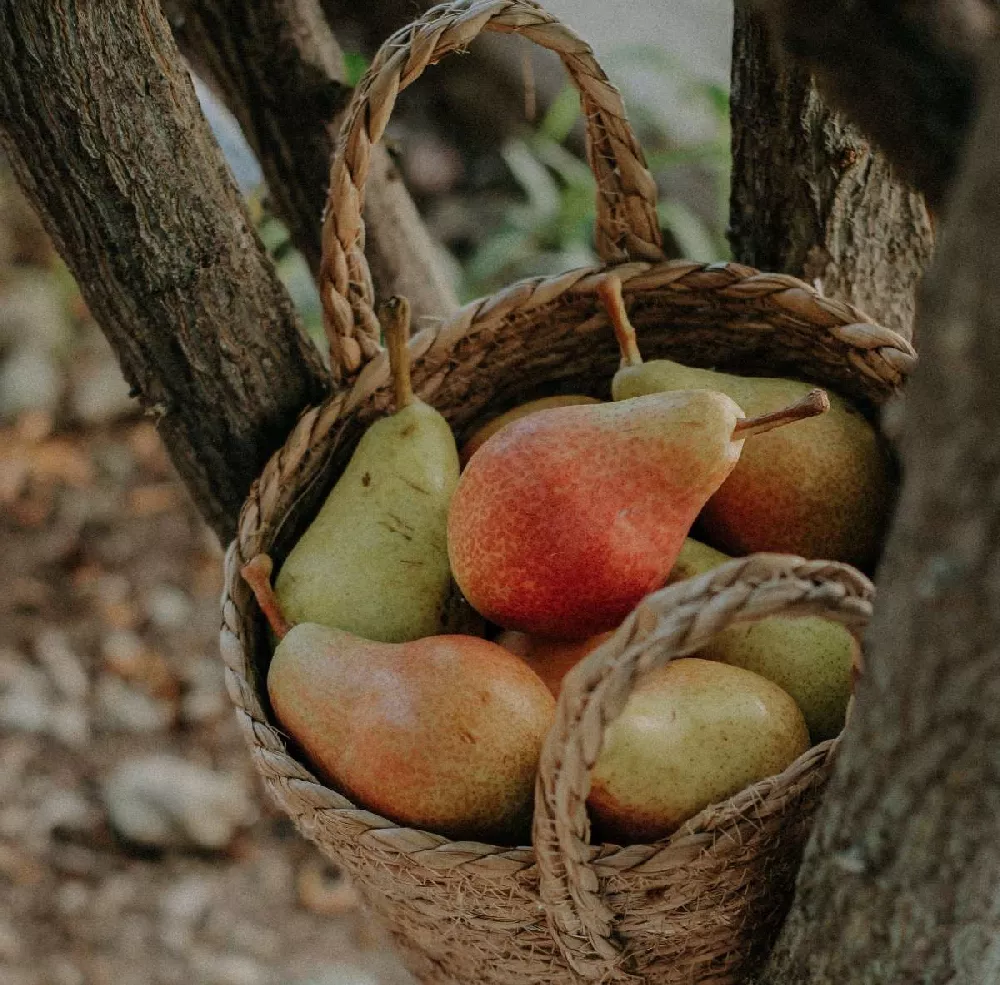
165;0;459;327
755;40;1000;984
0;0;328;543
752;0;995;212
729;3;934;341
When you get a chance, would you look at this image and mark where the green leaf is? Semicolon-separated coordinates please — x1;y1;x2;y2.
657;200;725;263
501;140;560;223
538;84;581;144
343;51;370;88
530;136;593;189
463;228;535;296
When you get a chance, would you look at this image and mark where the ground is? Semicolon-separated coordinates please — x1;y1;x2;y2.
0;410;416;985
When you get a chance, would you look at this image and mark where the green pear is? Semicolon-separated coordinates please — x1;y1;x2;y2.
597;276;892;570
668;539;858;741
589;657;809;843
276;298;460;643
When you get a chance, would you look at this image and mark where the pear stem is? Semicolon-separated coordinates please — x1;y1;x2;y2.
596;275;644;368
380;296;414;410
241;554;292;640
732;388;830;438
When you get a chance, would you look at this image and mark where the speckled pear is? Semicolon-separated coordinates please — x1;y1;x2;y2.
276;298;460;643
589;658;809;843
497;629;614;698
668;539;858;740
599;276;892;570
461;395;600;466
448;385;828;640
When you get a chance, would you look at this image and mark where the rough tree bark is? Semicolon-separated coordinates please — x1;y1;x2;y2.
729;3;935;340
164;0;459;326
754;0;995;212
755;41;1000;984
0;0;328;543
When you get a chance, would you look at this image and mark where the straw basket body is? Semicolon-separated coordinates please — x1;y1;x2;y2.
219;2;914;981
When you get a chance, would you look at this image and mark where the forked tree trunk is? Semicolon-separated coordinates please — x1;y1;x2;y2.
754;41;1000;984
729;3;934;340
0;0;328;542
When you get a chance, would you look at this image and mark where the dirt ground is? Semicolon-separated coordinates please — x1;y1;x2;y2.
0;408;418;985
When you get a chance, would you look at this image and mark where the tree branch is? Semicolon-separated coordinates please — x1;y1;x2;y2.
752;0;997;211
756;38;1000;985
730;3;934;340
165;0;459;327
0;0;329;543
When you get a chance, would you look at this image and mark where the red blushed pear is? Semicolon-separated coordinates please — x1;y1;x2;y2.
242;556;555;845
447;384;829;640
601;274;892;570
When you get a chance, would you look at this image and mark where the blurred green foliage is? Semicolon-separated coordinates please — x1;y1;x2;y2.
250;44;730;335
461;46;730;298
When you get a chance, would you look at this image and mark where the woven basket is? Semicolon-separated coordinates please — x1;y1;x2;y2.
219;1;916;981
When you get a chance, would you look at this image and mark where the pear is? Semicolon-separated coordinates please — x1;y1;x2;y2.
275;297;460;643
448;387;828;639
497;629;614;698
598;276;892;570
245;557;555;844
589;657;809;843
668;539;858;741
461;395;600;466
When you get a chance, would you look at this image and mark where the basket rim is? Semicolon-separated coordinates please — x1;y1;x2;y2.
239;255;914;560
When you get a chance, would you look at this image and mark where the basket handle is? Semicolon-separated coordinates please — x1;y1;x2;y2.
319;0;664;385
532;554;875;980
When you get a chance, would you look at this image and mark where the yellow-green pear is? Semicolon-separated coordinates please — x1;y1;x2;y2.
668;539;858;741
597;276;892;570
276;297;460;643
589;658;809;843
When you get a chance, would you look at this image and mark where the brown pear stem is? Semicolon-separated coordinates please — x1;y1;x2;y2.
240;554;292;640
596;275;644;368
732;388;831;438
380;296;414;410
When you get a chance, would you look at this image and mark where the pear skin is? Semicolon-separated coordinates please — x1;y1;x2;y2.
600;276;891;570
449;388;826;639
668;539;858;741
461;395;600;466
276;402;459;642
497;629;614;697
448;390;748;639
589;657;809;843
267;623;555;843
276;298;461;643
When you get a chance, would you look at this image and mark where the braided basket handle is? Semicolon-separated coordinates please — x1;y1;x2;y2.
532;554;875;980
319;0;664;385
